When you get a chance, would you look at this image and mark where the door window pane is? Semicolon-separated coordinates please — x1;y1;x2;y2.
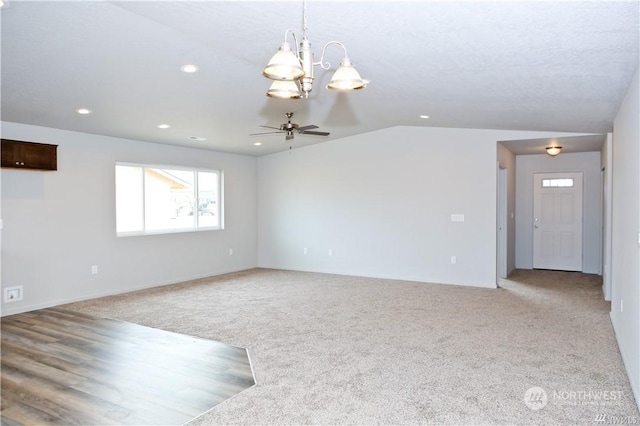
542;178;574;188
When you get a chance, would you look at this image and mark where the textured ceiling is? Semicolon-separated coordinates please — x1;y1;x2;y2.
1;1;638;156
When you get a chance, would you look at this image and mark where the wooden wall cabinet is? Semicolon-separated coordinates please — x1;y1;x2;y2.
1;139;58;171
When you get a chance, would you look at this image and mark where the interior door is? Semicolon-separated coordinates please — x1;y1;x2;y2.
532;172;583;271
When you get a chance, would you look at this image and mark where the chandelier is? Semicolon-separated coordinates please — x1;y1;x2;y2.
261;0;369;99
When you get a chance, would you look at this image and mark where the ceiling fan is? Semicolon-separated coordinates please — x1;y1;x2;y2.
250;112;330;141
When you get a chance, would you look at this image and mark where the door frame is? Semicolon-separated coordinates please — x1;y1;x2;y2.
601;134;613;300
497;166;508;281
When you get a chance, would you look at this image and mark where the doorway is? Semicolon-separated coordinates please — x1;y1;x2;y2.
532;172;584;271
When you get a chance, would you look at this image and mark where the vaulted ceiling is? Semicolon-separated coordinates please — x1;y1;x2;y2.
1;1;638;156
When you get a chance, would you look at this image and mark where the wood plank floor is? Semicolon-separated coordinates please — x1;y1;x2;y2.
1;307;255;425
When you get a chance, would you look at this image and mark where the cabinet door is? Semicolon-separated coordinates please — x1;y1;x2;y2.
1;141;23;167
1;139;57;170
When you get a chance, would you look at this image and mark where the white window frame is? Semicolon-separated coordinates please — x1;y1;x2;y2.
115;162;224;237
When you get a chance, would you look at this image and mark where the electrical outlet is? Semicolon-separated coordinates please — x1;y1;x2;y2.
451;256;457;264
91;265;98;275
4;286;23;303
229;248;233;255
328;249;333;256
303;247;308;254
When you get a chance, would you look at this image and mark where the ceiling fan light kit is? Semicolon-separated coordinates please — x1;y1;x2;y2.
262;0;368;99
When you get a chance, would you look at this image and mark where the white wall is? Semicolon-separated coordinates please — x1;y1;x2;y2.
497;143;517;275
1;122;258;316
610;66;639;408
514;152;602;273
258;126;585;288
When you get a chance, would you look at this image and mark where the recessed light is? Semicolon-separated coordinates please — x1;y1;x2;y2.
253;142;262;146
188;136;207;141
76;108;92;115
157;124;171;129
419;115;429;119
180;64;199;73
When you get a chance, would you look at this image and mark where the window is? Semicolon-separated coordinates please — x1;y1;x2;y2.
541;178;574;188
116;163;222;236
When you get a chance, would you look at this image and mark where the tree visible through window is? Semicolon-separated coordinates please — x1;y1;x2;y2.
116;163;221;235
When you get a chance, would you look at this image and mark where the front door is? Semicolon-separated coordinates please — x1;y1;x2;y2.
532;172;583;271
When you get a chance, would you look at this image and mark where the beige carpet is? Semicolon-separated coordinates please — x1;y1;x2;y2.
63;268;639;425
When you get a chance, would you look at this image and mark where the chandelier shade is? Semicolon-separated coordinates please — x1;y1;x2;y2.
327;57;369;92
266;80;302;99
262;42;305;81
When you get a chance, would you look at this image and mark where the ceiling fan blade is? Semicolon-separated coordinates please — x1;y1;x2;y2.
297;124;319;132
250;131;283;136
300;130;330;136
260;125;282;130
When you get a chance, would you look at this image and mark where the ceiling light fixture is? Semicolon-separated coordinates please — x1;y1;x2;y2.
419;115;430;119
180;64;199;73
157;124;171;129
262;0;368;99
546;146;562;157
76;108;92;115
